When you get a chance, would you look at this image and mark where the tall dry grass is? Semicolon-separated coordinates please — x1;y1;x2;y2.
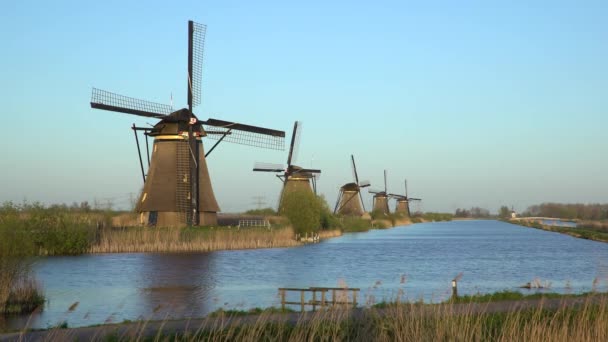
89;227;301;253
317;229;342;239
14;295;608;341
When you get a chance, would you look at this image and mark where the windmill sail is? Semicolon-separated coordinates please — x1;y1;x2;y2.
90;88;171;118
203;118;285;150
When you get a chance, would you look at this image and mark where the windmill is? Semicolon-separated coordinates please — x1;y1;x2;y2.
90;21;285;227
334;155;370;216
369;170;390;215
253;121;320;212
389;179;422;218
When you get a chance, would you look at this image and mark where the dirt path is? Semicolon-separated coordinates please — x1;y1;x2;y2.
2;296;605;341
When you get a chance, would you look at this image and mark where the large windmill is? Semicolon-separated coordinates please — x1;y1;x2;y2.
369;170;390;215
90;21;285;227
253;121;320;212
334;155;370;216
389;179;422;218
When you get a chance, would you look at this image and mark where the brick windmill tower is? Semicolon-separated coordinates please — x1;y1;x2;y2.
369;170;390;215
334;155;370;216
389;179;422;218
253;122;321;212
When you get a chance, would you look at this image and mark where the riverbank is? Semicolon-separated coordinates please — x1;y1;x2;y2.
3;293;607;341
508;218;608;243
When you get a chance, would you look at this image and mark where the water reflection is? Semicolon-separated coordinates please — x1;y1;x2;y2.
136;253;217;320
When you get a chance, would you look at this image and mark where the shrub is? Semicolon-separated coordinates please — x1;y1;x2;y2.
245;208;277;216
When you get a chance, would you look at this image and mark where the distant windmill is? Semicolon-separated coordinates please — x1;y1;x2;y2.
253;121;321;212
90;21;285;227
389;179;422;218
369;170;390;215
334;155;370;216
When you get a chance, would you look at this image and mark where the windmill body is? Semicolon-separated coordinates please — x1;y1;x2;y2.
334;155;370;216
389;179;421;219
254;122;321;213
90;21;285;227
134;110;219;226
369;170;390;215
372;194;390;215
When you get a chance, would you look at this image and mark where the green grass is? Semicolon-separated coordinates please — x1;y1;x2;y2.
451;290;592;304
208;306;296;317
510;219;608;243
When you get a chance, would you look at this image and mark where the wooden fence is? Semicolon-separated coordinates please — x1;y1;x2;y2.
278;287;360;312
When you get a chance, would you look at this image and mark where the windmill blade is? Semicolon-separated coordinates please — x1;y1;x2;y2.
384;170;388;193
188;21;206;109
408;198;422;201
286;121;302;166
90;88;170;118
359;191;366;212
404;179;408;197
368;188;383;194
202;118;285;150
351;155;360;184
253;162;285;172
388;193;406;199
292;168;321;175
358;180;371;188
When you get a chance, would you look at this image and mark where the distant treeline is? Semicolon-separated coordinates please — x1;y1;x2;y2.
454;207;494;218
522;203;608;220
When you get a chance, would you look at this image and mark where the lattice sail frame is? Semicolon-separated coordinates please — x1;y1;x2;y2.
91;88;172;118
203;124;285;151
190;22;206;108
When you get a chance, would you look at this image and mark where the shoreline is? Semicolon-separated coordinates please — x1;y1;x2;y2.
507;219;608;243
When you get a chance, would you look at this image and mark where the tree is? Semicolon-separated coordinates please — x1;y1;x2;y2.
281;190;321;235
499;206;511;219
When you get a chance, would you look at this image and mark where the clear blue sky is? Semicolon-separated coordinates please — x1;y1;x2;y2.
1;0;606;213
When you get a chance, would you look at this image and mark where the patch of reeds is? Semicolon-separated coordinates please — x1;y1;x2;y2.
340;216;372;233
89;226;301;253
0;205;45;315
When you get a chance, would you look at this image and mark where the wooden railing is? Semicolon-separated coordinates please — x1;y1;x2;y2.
278;287;360;312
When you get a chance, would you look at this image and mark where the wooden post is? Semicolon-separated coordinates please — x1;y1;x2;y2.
312;290;317;312
300;290;305;312
321;290;326;309
332;289;336;307
280;289;286;311
452;280;458;299
353;290;358;307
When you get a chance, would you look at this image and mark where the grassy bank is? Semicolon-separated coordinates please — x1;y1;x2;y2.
509;219;608;243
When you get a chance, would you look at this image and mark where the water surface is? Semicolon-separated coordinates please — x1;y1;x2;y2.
4;220;608;330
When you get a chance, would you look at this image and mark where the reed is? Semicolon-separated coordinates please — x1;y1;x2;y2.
16;295;608;341
89;226;301;253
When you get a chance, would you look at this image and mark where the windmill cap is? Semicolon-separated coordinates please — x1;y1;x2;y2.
341;182;359;191
149;109;203;136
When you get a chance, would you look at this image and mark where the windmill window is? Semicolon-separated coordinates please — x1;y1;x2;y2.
183;174;188;183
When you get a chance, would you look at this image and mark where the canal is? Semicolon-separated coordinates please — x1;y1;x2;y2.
4;220;608;330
